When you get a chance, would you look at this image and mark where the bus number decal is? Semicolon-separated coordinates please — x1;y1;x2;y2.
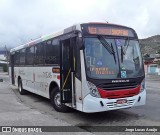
43;72;52;79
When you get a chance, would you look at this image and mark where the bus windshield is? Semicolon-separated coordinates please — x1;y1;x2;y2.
116;39;143;78
84;37;144;79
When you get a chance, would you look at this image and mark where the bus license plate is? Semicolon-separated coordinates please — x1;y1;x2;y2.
116;99;127;104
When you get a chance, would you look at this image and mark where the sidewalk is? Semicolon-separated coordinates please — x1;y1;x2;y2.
0;72;9;82
0;82;92;134
146;74;160;81
0;82;71;126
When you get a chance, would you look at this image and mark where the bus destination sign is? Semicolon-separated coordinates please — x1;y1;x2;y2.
88;27;129;36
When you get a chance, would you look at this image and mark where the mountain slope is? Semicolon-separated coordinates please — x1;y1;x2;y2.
139;35;160;55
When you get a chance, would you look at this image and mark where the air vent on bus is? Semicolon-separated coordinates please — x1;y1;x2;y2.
97;82;138;91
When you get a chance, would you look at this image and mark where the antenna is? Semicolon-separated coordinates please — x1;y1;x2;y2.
103;19;109;23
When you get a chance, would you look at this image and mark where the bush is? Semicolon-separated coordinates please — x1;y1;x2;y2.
3;64;8;72
0;63;8;72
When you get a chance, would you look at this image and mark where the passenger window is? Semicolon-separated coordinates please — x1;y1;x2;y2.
26;46;34;65
14;51;20;65
35;43;45;65
45;38;60;65
19;49;26;65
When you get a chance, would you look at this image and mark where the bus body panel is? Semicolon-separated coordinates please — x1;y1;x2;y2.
83;89;146;113
80;50;90;99
13;66;60;99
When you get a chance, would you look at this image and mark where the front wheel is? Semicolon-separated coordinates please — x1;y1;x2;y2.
50;87;69;112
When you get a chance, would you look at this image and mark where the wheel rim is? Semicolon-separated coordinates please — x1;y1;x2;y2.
54;93;61;107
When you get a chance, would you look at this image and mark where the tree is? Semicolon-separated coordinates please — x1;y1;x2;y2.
143;53;150;60
3;64;8;72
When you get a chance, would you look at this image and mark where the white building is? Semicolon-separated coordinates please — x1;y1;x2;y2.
0;54;7;64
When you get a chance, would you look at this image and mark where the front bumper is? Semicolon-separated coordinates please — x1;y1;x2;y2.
83;89;146;113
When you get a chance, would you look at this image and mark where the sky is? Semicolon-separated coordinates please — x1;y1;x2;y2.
0;0;160;48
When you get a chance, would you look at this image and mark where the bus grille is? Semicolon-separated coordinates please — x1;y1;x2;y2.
97;82;138;90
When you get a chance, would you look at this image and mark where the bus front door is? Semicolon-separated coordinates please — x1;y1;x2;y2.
60;38;75;106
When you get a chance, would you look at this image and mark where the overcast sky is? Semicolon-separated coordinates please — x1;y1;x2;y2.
0;0;160;48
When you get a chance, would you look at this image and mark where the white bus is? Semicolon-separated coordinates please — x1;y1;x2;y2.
9;22;146;113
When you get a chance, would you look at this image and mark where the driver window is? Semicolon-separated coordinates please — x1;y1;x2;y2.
85;38;103;68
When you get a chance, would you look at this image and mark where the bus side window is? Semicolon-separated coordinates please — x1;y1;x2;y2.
19;49;26;65
26;46;34;65
45;38;60;65
14;51;20;65
35;43;44;65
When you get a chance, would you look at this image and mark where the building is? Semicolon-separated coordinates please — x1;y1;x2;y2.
144;53;160;75
0;46;8;72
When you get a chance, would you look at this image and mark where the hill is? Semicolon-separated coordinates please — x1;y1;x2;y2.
139;35;160;55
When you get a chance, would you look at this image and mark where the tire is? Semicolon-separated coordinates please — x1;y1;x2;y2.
50;87;69;112
18;79;26;95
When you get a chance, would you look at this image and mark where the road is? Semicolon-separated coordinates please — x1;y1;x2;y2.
0;73;160;134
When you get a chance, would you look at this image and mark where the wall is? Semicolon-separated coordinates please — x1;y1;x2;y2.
147;64;160;75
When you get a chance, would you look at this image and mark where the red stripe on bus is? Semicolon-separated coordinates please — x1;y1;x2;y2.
97;86;140;99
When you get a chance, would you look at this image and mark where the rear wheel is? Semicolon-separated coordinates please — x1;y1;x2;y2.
50;87;69;112
18;79;26;95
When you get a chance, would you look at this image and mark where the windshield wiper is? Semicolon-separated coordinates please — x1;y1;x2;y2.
97;35;116;64
111;43;117;64
98;35;113;54
121;46;125;62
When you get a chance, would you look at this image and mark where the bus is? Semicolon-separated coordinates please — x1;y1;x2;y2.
9;22;146;113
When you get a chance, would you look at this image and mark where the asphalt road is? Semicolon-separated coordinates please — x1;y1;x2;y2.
0;73;160;134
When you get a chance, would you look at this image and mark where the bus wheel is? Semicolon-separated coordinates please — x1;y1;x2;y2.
50;87;69;112
18;79;26;95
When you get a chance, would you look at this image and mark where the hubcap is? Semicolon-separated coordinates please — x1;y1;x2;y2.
54;93;61;107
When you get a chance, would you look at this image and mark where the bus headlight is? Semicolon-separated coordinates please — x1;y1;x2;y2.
140;79;145;93
87;81;100;98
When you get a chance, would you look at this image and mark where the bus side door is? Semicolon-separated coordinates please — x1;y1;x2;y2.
60;38;75;106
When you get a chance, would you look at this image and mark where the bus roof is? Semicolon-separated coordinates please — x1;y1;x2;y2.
10;24;81;53
10;22;133;53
